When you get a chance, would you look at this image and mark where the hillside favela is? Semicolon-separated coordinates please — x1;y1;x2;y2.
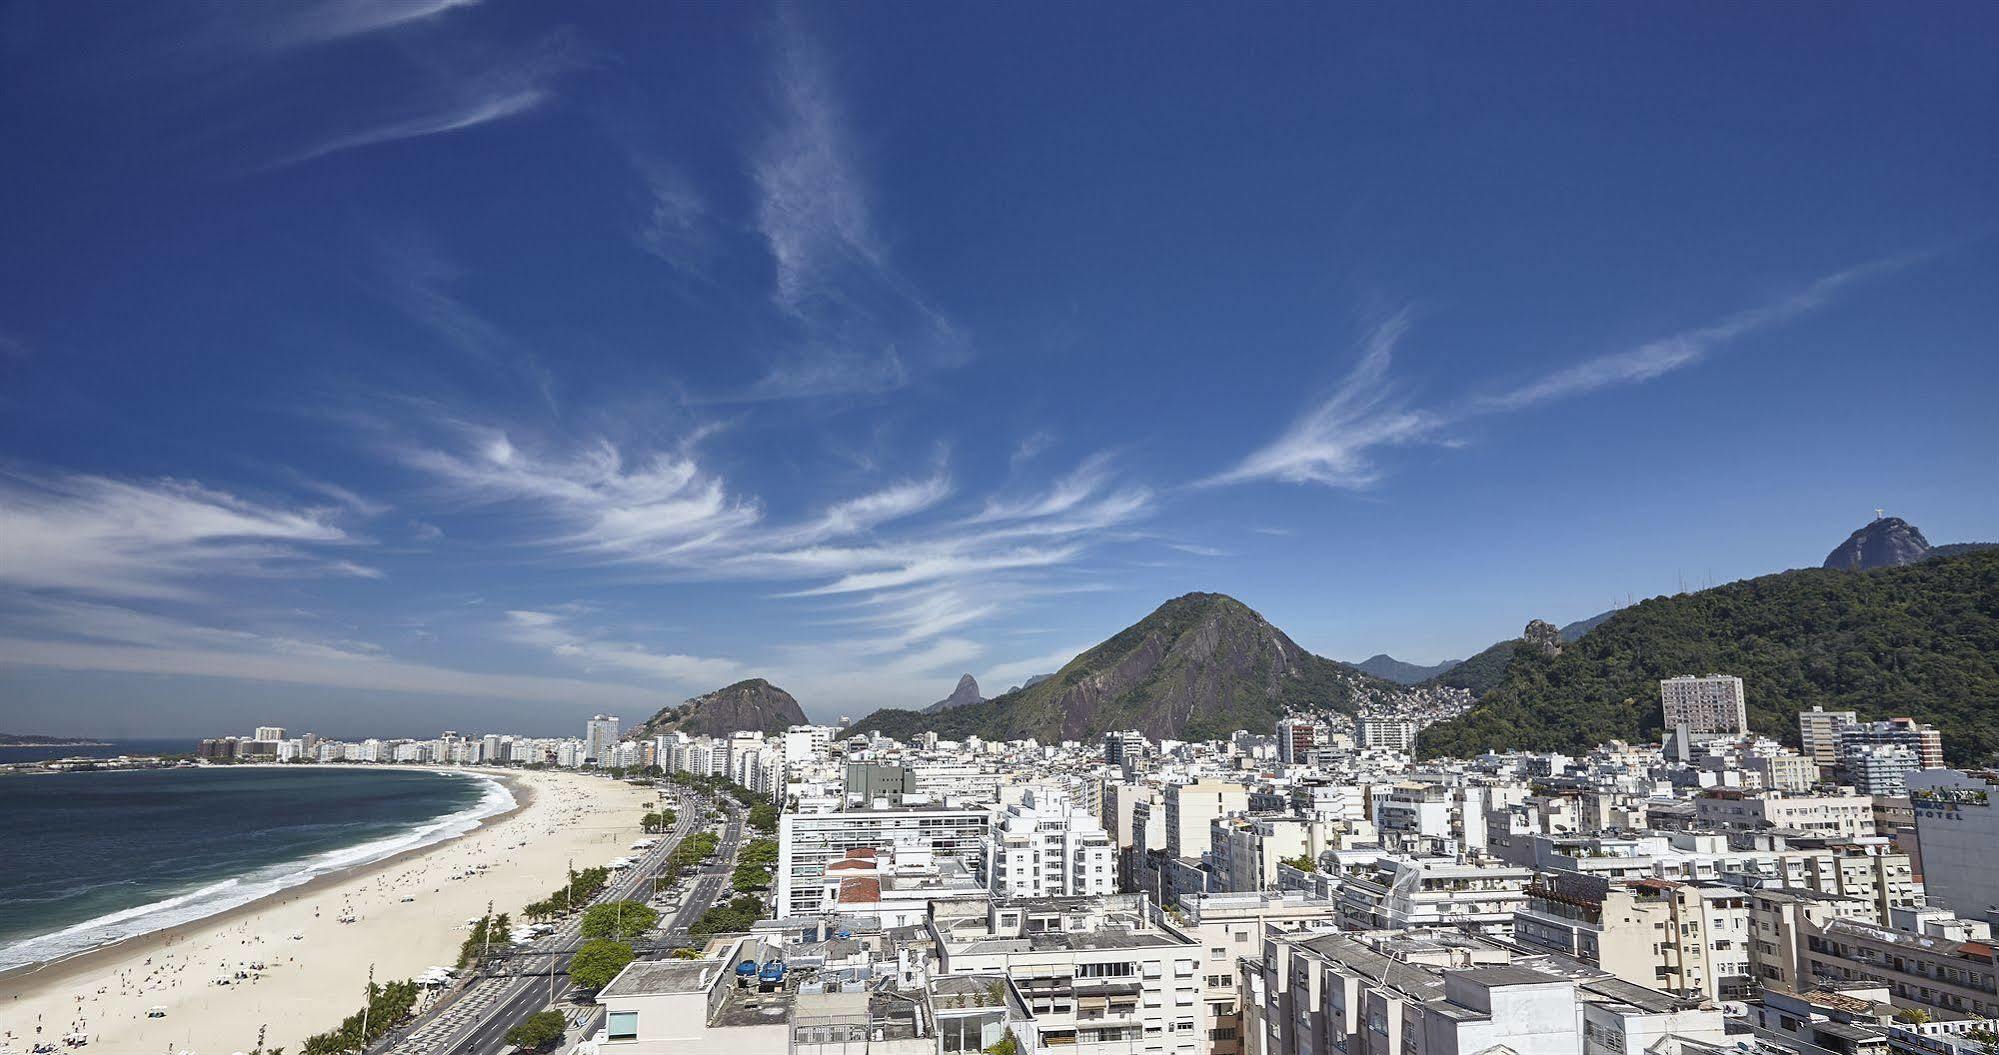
2;6;1996;1055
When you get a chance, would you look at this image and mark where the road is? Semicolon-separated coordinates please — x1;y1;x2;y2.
383;782;750;1055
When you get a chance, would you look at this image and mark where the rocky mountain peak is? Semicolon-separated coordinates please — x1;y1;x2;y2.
1522;619;1564;657
635;677;808;738
922;673;985;714
1825;516;1932;571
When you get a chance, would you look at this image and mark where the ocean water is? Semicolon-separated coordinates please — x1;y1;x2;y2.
0;767;513;972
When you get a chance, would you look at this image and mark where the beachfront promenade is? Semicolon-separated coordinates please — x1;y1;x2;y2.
385;784;748;1055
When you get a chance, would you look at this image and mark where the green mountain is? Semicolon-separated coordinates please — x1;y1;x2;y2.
1423;638;1527;696
1415;549;1999;764
634;678;808;738
848;592;1402;743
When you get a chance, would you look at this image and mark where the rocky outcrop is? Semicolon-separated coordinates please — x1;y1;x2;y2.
922;674;984;714
1825;516;1933;571
633;678;808;738
1522;619;1564;657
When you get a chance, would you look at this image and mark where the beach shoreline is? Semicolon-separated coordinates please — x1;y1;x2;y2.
0;767;653;1054
0;766;531;990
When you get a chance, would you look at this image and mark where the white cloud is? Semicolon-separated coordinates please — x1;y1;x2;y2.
390;422;1155;683
632;159;710;278
1209;309;1442;489
1474;256;1913;412
782;547;1082;598
754;13;882;320
504;609;742;687
269;0;481;48
0;596;662;708
0;473;357;599
0;635;663;709
738;12;965;401
270;88;545;169
402;424;762;562
1219;257;1914;490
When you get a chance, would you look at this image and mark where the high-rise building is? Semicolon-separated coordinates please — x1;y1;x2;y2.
776;805;991;916
1102;730;1148;767
987;787;1115;898
1908;769;1999;919
1162;780;1248;860
585;714;621;763
1836;716;1944;770
932;895;1205;1055
254;726;287;742
1659;674;1748;735
1274;718;1320;764
1799;705;1858;764
1356;715;1418;753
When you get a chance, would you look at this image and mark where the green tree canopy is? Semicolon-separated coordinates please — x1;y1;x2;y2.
568;939;635;991
503;1010;568;1052
580;900;660;942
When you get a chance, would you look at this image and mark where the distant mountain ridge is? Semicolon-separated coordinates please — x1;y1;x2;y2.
849;593;1411;743
1353;654;1461;685
633;678;808;739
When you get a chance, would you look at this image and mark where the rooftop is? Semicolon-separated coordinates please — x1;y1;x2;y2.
599;958;722;998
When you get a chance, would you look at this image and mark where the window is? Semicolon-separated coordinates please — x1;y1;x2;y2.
607;1011;639;1042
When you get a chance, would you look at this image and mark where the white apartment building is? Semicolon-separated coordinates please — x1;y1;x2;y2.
1333;855;1535;936
1842;743;1920;795
1659;675;1748;735
1253;928;1726;1055
783;724;832;766
1837;717;1945;770
1181;891;1343;1055
929;895;1206;1055
1357;716;1418;754
1164;780;1251;860
1693;789;1874;839
585;713;621;763
777;805;991;916
988;787;1116;898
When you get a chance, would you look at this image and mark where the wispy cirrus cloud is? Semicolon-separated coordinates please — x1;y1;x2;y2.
265;29;583;171
737;11;966;401
0;597;666;709
1207;308;1442;489
389;418;1153;684
263;0;482;50
504;609;742;687
0;473;367;600
270;88;545;169
1217;256;1916;490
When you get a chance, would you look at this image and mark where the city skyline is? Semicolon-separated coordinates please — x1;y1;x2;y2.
4;4;1997;736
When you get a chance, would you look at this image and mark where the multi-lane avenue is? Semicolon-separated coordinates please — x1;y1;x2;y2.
383;782;750;1055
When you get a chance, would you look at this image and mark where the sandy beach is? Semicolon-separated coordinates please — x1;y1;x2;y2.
0;767;656;1054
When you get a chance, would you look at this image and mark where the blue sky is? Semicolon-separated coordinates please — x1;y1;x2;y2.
2;3;1995;738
